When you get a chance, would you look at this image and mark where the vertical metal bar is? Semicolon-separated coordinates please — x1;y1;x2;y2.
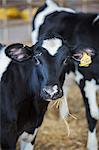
82;0;88;12
2;0;7;6
2;0;8;44
27;0;32;43
58;0;64;7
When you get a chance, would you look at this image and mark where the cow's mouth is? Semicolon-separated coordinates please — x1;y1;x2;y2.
42;90;63;101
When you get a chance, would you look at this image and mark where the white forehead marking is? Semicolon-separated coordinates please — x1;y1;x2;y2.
0;47;11;81
42;38;62;56
93;15;99;24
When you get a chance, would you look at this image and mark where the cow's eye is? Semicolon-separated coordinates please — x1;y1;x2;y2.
33;53;42;65
34;57;40;65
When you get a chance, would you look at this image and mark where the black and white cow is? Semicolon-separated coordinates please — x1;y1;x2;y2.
71;15;99;150
0;32;72;150
32;0;99;149
32;0;76;121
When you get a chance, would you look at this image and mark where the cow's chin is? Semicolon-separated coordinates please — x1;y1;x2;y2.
45;99;53;102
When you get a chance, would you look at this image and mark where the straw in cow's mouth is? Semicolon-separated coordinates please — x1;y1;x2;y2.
49;97;77;137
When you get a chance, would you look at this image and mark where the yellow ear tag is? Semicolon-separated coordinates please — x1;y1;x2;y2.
79;52;92;67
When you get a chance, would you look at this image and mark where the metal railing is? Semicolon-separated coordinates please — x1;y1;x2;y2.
0;0;99;44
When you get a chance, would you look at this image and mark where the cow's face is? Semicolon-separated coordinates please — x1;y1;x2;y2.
33;37;71;100
5;38;70;101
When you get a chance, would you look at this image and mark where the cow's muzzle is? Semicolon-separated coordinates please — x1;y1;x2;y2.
41;85;63;100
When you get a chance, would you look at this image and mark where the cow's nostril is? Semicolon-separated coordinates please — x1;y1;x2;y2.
52;89;63;100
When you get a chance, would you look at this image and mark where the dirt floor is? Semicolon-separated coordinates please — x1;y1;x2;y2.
17;83;99;150
33;83;99;150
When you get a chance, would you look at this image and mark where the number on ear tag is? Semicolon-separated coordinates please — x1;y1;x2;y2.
79;52;92;67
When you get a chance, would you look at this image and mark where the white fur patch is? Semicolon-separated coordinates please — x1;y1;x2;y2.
20;142;34;150
42;38;62;56
0;47;11;81
59;72;75;118
75;70;83;84
20;129;38;150
20;129;38;142
93;15;99;24
87;129;98;150
46;0;58;7
84;79;99;120
32;1;75;44
60;76;69;118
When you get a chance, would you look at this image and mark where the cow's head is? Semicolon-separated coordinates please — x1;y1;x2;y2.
71;16;98;67
5;34;71;101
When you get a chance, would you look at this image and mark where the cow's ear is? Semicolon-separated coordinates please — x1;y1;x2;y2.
72;48;95;61
72;48;95;67
5;43;33;62
72;52;82;61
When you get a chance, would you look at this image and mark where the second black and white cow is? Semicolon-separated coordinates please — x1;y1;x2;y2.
0;33;72;150
71;15;99;150
32;0;99;149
